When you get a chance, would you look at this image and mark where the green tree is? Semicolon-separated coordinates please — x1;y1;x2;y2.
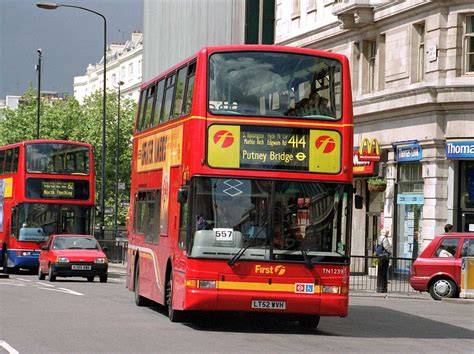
0;87;136;229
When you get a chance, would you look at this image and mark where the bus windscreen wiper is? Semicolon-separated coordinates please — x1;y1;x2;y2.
228;225;267;267
300;248;314;269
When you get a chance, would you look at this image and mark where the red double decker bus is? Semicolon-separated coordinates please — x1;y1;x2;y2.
0;140;95;273
127;45;353;328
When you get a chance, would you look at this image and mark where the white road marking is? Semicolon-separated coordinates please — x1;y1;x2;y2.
37;287;84;296
0;282;26;287
16;278;32;282
0;340;19;354
35;282;55;287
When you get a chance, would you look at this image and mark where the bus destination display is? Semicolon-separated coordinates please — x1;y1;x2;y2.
207;124;341;173
26;179;90;200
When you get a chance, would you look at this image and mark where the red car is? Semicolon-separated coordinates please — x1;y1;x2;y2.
410;233;474;300
38;234;108;283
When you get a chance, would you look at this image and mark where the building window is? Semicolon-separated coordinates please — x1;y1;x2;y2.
307;0;316;13
128;63;133;77
121;66;126;80
415;23;425;82
291;0;300;19
112;73;116;85
465;15;474;73
363;40;377;93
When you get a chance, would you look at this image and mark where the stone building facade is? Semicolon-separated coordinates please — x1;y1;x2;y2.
73;32;143;104
275;0;474;265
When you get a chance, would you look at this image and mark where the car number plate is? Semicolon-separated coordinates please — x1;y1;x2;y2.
72;265;91;270
251;300;286;310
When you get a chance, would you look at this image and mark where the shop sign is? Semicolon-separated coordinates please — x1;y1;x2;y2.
358;138;381;162
397;193;424;205
353;149;375;175
446;140;474;159
396;143;422;162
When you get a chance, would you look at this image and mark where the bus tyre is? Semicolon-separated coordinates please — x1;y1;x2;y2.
100;274;108;283
298;315;320;329
166;271;185;323
48;265;56;282
38;266;45;280
429;278;457;301
134;261;148;306
87;276;94;282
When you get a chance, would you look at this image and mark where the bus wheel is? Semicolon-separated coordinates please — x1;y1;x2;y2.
99;274;108;283
134;261;148;306
298;315;320;329
38;266;45;280
48;265;56;282
2;249;10;274
166;271;185;323
87;276;94;282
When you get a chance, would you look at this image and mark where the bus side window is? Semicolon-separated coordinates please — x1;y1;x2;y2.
152;80;165;127
12;147;19;173
161;74;176;124
0;150;5;174
4;149;13;173
183;61;196;116
136;90;147;132
144;84;156;130
171;66;187;120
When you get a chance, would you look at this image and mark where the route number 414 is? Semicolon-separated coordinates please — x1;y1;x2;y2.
288;134;306;148
214;228;234;242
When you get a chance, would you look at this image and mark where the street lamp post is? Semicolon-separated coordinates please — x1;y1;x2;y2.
36;48;42;139
37;2;107;239
114;81;124;239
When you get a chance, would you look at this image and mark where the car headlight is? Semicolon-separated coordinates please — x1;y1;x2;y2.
95;258;107;264
57;257;69;263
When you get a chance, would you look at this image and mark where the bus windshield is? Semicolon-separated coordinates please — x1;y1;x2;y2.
26;143;90;175
189;177;350;263
208;51;342;119
13;203;92;242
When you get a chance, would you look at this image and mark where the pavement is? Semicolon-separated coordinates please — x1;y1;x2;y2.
106;262;474;303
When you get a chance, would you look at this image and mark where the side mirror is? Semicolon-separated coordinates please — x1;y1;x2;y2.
354;195;363;209
102;246;108;252
177;186;188;204
41;246;49;251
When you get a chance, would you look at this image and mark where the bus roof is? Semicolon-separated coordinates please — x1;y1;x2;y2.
0;139;92;150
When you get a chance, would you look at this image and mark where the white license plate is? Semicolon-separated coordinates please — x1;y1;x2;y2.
251;300;286;310
72;265;91;270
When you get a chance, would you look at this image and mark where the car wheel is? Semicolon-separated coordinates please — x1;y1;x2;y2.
298;315;320;329
87;276;94;282
166;271;185;322
48;265;56;282
38;265;45;280
134;261;148;306
429;278;457;300
100;274;108;283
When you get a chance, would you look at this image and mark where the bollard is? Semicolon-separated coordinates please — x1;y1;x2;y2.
460;257;474;299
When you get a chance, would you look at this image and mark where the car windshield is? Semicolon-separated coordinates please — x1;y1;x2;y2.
26;143;90;175
208;51;342;119
52;236;98;250
188;177;350;263
14;203;92;242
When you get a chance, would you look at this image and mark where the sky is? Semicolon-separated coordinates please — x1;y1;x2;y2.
0;0;143;98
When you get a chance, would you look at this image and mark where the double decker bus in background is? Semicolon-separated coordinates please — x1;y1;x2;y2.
127;45;353;328
0;140;95;273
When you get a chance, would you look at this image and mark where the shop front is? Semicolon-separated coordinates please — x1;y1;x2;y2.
394;142;423;273
446;139;474;232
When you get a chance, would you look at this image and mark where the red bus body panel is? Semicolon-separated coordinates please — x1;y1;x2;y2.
127;45;353;319
0;140;95;270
